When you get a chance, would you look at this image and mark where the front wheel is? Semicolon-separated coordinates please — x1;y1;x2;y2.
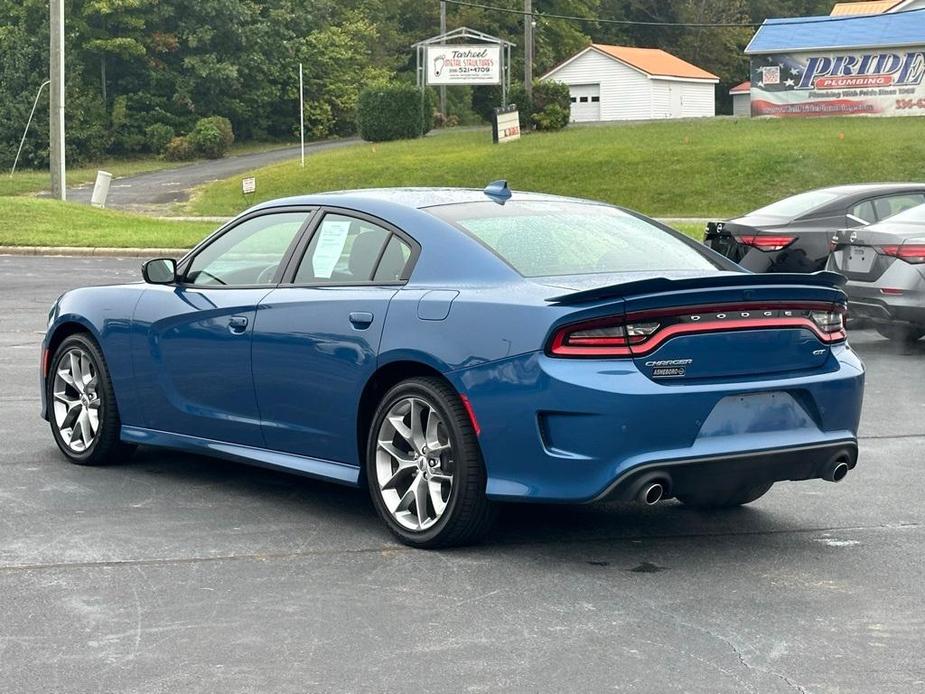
677;481;774;509
47;333;135;466
367;377;496;548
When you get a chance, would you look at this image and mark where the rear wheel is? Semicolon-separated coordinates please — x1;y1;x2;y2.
366;377;496;548
48;333;135;466
875;324;925;344
677;482;773;509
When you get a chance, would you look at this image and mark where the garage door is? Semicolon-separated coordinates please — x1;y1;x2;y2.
569;84;600;122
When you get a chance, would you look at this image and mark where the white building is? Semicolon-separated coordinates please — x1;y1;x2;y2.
730;81;751;116
540;44;719;122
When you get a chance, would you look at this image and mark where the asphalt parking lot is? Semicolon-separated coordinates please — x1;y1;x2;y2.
1;255;923;693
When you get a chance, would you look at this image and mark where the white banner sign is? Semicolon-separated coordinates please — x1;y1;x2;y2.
426;45;501;85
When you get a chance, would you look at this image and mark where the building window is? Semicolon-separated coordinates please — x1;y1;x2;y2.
591;96;600;102
570;96;577;103
579;96;589;103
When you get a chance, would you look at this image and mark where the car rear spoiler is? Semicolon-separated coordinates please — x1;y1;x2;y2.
546;271;847;305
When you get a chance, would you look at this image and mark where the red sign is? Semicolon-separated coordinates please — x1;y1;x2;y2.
814;75;893;89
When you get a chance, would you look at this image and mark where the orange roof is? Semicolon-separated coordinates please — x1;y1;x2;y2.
830;1;898;15
590;44;719;81
729;80;751;94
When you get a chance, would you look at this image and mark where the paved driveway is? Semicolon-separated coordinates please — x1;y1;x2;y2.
63;140;358;212
1;256;923;693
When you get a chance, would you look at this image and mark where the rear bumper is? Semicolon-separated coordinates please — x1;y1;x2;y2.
844;278;925;327
450;344;864;503
594;439;857;503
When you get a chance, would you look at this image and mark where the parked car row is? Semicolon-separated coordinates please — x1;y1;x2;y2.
705;184;925;344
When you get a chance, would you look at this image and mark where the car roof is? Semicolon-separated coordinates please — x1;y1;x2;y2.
248;187;598;213
812;183;925;196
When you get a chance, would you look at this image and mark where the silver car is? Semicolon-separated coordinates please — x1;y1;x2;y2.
828;203;925;344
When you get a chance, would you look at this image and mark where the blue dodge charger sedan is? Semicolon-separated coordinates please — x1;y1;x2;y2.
41;184;865;547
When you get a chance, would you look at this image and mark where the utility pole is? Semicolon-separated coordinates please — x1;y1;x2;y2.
439;1;447;117
524;0;534;100
299;62;305;168
49;0;66;200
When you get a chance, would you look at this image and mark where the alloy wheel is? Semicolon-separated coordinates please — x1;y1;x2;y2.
375;396;455;531
52;348;101;453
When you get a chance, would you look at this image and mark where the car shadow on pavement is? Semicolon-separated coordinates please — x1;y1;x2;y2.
119;446;797;553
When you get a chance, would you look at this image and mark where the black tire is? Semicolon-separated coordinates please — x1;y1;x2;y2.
677;481;774;509
47;333;135;466
875;324;925;344
366;377;496;548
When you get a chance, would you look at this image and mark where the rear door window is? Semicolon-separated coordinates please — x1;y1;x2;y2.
294;213;404;284
872;194;925;221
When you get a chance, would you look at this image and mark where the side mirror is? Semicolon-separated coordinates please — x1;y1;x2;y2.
142;258;177;284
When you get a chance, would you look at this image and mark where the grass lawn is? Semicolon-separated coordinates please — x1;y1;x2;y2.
671;222;704;240
0;197;215;248
189;117;925;218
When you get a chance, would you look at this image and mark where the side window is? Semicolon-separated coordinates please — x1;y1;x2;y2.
295;214;390;283
873;193;925;221
186;211;309;286
373;235;412;282
849;200;876;225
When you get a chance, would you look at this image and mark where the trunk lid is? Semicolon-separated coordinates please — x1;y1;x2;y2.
704;217;792;261
546;271;846;382
830;221;925;281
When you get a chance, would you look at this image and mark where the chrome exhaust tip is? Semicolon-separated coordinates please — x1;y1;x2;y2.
639;482;665;505
823;458;850;483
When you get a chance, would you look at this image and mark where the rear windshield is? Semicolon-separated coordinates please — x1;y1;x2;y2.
880;202;925;224
750;190;841;219
428;201;719;277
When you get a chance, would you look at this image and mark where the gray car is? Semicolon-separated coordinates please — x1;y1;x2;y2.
828;203;925;344
705;184;925;273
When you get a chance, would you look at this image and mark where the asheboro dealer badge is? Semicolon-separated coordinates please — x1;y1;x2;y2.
646;359;693;378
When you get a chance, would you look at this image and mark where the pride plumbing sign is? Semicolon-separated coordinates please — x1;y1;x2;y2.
750;49;925;117
426;45;501;85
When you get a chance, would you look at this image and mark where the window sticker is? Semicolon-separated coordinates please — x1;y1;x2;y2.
312;221;350;279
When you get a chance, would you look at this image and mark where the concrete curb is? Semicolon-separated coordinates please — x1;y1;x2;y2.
0;246;189;258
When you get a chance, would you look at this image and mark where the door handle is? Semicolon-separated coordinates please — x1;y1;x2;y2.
348;311;374;329
228;315;249;334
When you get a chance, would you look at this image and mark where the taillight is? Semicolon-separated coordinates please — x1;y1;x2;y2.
549;302;846;358
809;309;845;335
737;234;797;251
877;244;925;264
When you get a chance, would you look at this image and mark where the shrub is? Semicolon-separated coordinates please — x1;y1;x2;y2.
200;115;234;149
164;136;195;161
188;117;228;159
533;103;570;131
500;80;570;133
356;83;435;142
145;123;175;154
507;83;533;131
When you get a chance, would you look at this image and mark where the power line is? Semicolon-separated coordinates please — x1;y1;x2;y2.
443;0;925;29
